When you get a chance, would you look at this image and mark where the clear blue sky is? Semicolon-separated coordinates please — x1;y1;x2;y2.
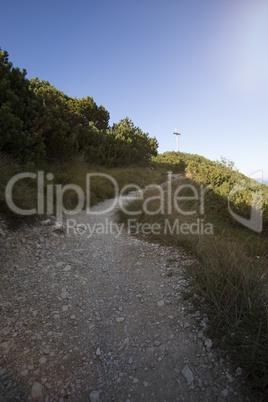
1;0;267;181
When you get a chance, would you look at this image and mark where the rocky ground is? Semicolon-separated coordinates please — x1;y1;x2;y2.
0;196;253;401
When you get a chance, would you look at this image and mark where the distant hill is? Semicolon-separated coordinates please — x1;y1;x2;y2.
255;178;268;187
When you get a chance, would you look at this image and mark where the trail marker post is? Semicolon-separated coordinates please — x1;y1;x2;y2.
173;128;181;152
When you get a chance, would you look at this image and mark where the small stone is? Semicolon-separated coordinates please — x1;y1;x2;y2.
20;221;29;230
157;300;165;307
20;369;28;376
51;223;64;232
56;261;65;267
159;343;167;352
226;373;234;383
69;259;82;264
70;315;76;320
63;265;71;272
116;317;125;323
62;305;68;312
197;378;203;387
204;338;213;350
41;219;51;226
143;381;149;387
128;357;133;365
235;367;242;376
221;388;229;397
96;348;101;356
89;390;100;402
39;356;47;364
0;342;9;349
0;228;6;238
181;365;194;384
31;382;43;399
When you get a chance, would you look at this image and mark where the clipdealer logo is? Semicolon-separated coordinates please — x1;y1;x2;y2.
66;217;214;238
6;169;265;236
5;171;214;236
228;170;264;233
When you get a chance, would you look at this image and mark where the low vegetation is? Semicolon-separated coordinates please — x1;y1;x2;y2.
153;152;268;232
0;153;168;225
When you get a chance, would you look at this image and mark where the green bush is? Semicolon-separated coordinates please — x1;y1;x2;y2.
0;48;158;167
153;152;268;232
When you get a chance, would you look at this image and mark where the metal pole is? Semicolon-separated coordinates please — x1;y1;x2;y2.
173;129;181;152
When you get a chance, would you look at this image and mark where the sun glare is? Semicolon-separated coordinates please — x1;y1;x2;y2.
232;2;268;93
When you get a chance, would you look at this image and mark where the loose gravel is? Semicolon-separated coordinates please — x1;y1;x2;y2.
0;197;252;401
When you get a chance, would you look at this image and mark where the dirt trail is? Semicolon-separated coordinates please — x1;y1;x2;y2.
0;196;251;401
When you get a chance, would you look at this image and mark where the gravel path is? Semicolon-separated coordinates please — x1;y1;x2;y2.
0;196;251;401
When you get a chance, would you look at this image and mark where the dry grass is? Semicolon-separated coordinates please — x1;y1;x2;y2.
116;176;268;396
0;154;168;224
